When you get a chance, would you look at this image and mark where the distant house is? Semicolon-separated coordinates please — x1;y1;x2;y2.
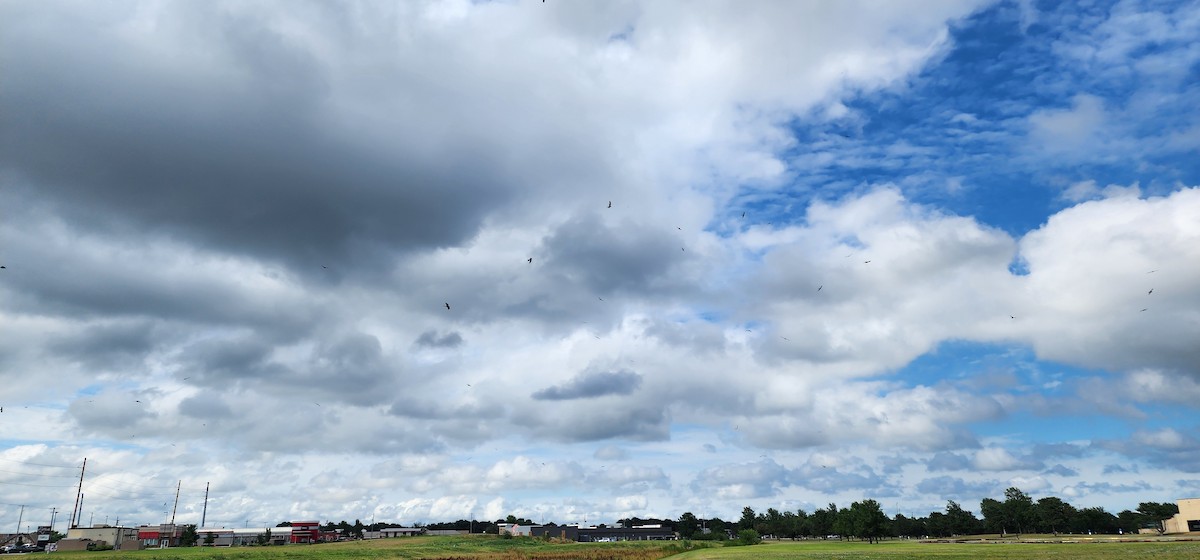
379;527;425;538
578;525;676;541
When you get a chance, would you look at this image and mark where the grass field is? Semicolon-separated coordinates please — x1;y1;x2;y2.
49;535;694;560
44;535;1200;560
674;538;1200;560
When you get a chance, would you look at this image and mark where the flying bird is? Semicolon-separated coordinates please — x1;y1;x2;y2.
608;201;612;208
527;257;532;263
742;212;745;218
445;302;451;310
1148;288;1153;294
1141;308;1148;312
864;260;871;264
817;285;822;292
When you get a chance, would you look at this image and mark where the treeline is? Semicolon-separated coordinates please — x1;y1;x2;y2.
300;489;1179;543
682;488;1179;542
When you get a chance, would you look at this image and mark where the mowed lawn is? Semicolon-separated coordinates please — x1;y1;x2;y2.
47;535;690;560
45;536;1200;559
675;538;1200;560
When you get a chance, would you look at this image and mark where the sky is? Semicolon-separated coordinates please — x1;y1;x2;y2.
1;0;1199;532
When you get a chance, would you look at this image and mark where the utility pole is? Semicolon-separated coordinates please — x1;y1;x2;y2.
69;458;87;528
15;505;24;536
50;508;58;534
201;482;209;528
170;480;181;525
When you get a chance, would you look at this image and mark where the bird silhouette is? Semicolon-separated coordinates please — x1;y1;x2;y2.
1148;288;1154;294
1141;308;1148;312
608;201;612;208
817;285;822;292
445;302;451;310
864;260;871;264
527;257;532;263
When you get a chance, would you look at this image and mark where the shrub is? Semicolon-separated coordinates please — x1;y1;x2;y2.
736;529;762;545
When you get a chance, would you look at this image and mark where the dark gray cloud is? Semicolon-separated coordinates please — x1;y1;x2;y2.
925;451;972;472
414;330;464;349
179;395;234;420
1043;464;1079;477
541;213;691;297
532;369;643;401
1102;463;1138;474
0;4;508;277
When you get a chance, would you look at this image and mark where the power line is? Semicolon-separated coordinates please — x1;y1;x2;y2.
0;480;78;489
0;457;81;470
0;467;83;479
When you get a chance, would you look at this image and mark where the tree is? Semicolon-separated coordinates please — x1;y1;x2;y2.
1035;497;1075;535
255;528;272;546
738;507;757;531
1072;506;1118;535
677;512;699;539
180;524;199;547
1137;502;1179;534
1001;487;1034;536
848;499;890;543
810;503;837;538
945;501;979;536
736;529;761;545
203;531;216;546
980;498;1004;534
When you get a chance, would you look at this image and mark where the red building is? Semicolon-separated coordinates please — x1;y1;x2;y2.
289;521;320;544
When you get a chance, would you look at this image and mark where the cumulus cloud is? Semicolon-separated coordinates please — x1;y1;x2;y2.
532;370;643;401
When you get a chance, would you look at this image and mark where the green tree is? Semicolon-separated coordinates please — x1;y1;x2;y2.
1035;497;1075;535
738;507;757;531
810;503;837;538
848;499;890;543
676;512;699;539
945;501;979;535
1001;487;1034;536
203;531;216;546
979;498;1004;534
736;529;761;545
1137;502;1179;534
180;524;199;547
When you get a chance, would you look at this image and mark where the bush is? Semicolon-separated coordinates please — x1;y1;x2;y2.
736;529;762;546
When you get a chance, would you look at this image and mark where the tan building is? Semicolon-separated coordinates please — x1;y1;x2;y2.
64;525;139;549
1163;498;1200;534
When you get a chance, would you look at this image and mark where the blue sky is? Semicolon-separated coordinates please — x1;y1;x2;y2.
1;0;1199;531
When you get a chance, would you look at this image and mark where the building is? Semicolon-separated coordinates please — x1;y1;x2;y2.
1163;498;1200;533
64;525;139;549
577;525;676;541
530;525;578;541
138;524;186;548
378;527;425;538
289;521;320;543
496;523;534;536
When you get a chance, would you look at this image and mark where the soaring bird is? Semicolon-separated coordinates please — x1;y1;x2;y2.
608;201;612;208
817;285;822;292
864;260;871;264
1148;288;1154;294
527;257;533;263
445;302;451;310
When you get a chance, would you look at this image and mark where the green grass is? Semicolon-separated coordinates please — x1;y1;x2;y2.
47;535;1200;560
673;538;1200;560
50;535;698;560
